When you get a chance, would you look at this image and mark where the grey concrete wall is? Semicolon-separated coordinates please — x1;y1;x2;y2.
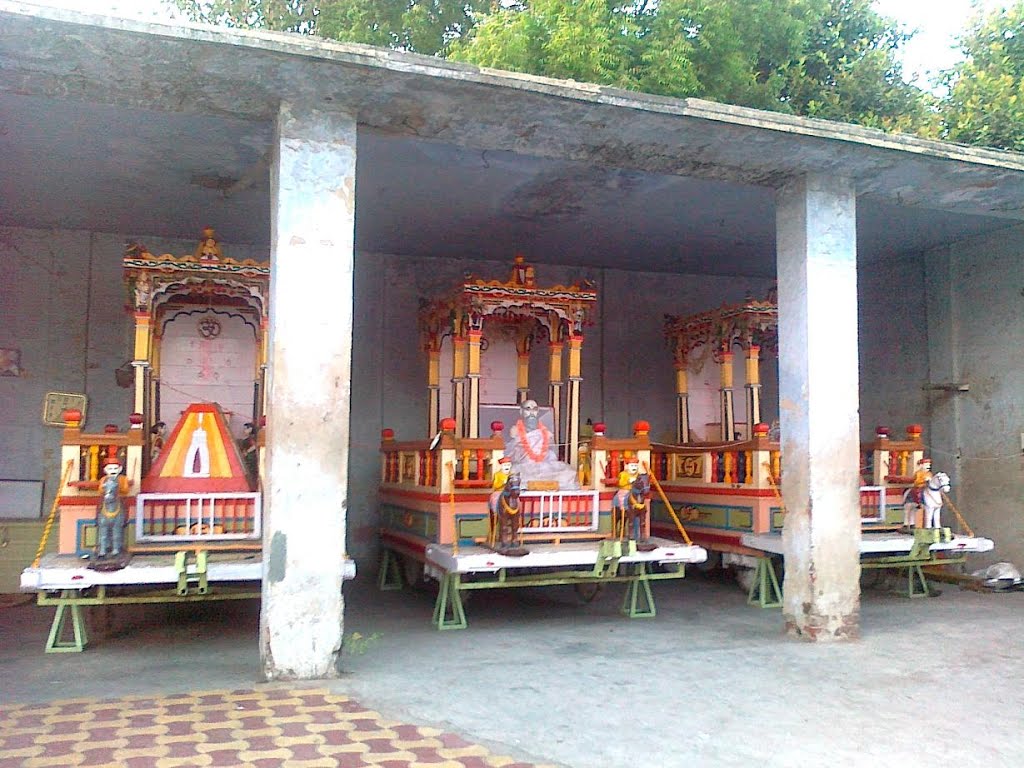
857;252;930;438
0;226;264;520
925;225;1024;567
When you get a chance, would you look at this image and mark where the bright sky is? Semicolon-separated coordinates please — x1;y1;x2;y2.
22;0;1015;91
874;0;1008;88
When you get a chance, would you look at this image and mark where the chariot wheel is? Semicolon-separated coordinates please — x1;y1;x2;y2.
694;549;722;574
401;555;432;592
574;582;604;604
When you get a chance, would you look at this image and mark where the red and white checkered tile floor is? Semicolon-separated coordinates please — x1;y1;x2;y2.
0;687;555;768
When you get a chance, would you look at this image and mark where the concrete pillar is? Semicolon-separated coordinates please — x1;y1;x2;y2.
776;174;861;641
261;101;356;679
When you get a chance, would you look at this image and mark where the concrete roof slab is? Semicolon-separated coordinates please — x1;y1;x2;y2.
1;2;1023;274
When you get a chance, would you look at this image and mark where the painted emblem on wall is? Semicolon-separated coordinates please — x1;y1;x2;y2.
0;348;22;377
675;453;705;479
198;317;222;339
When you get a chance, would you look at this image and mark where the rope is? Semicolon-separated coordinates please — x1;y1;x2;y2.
643;462;693;546
32;460;75;568
940;490;975;538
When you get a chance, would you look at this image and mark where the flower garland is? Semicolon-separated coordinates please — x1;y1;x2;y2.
515;420;550;462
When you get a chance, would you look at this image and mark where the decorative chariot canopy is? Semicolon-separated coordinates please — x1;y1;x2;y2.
120;229;271;473
415;256;597;452
418;255;597;353
664;291;778;369
123;227;270;321
664;289;778;444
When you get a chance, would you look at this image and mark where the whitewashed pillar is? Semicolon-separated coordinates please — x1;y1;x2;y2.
261;101;356;679
777;174;861;641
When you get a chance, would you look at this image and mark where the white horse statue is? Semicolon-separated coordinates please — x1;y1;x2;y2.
903;472;951;528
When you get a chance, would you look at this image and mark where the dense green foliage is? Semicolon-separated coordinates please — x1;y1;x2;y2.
173;1;484;54
942;2;1024;151
170;0;1024;149
449;0;933;129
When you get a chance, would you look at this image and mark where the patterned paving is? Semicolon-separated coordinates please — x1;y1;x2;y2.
0;687;553;768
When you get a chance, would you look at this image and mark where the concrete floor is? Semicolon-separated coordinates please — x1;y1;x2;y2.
2;572;1022;768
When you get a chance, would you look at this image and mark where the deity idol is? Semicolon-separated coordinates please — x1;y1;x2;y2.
503;399;580;490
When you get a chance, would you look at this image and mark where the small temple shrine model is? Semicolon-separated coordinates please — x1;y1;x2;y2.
650;293;992;605
22;230;270;650
378;256;708;629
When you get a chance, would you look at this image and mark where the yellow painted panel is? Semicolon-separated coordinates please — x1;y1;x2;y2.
730;509;753;530
457;516;489;540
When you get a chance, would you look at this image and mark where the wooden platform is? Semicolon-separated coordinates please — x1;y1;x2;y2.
21;552;263;591
425;536;707;575
741;531;994;557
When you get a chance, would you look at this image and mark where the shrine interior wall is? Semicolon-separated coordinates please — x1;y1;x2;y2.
856;251;929;438
923;225;1024;568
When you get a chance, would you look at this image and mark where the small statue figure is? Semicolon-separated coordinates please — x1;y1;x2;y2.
903;457;933;528
150;421;167;465
612;454;656;551
490;455;514;500
903;467;951;529
503;399;580;490
194;227;223;262
488;467;527;556
133;272;153;310
91;458;129;570
239;421;259;479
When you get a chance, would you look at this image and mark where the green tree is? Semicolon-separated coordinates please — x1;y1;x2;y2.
779;0;935;132
173;0;484;54
171;0;931;131
174;0;318;33
941;3;1024;151
451;0;929;129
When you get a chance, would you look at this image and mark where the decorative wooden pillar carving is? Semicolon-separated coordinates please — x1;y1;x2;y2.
516;330;532;404
566;334;583;467
548;341;564;452
132;312;151;415
466;329;483;439
719;349;736;442
427;347;441;438
745;344;762;440
675;365;690;444
451;335;467;438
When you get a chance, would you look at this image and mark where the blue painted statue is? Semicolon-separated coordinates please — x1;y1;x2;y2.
92;458;129;570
